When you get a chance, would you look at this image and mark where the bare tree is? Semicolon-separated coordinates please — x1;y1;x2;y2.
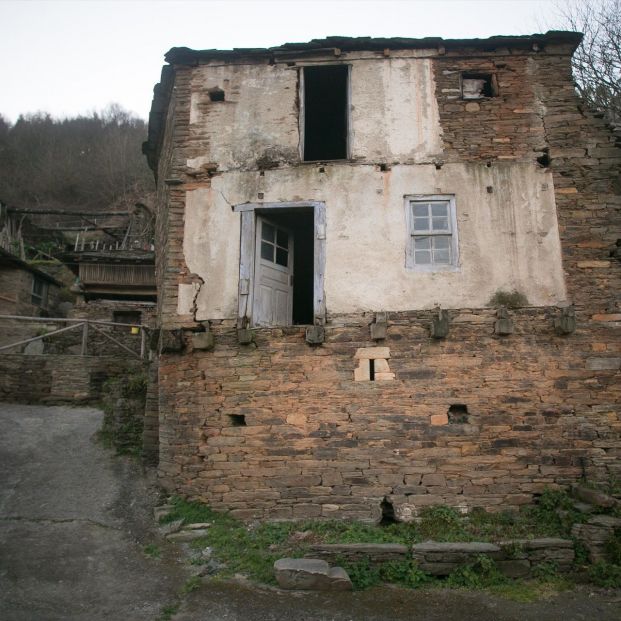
556;0;621;122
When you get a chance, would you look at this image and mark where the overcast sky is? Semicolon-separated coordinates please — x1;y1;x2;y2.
1;0;571;123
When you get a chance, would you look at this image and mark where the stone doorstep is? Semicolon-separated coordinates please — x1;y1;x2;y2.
274;558;353;591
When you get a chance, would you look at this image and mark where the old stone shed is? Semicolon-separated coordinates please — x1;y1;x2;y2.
144;32;621;521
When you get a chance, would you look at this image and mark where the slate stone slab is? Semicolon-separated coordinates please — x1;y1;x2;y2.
166;528;210;542
308;543;408;563
274;558;352;591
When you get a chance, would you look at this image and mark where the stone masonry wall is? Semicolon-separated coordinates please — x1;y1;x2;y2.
153;42;620;521
158;308;620;521
0;354;144;404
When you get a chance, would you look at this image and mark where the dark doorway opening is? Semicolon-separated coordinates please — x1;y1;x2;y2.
256;208;314;325
303;65;348;161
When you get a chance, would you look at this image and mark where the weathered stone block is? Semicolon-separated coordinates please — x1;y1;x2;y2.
237;328;254;345
274;558;352;591
586;357;621;371
354;347;390;360
192;331;215;351
370;319;387;341
305;326;325;344
494;308;513;336
431;309;450;339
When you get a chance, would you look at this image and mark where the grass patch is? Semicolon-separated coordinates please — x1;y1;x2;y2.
489;578;571;602
160;490;593;592
143;543;161;559
158;602;180;621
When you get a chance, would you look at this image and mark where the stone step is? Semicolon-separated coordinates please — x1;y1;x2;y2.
274;558;352;591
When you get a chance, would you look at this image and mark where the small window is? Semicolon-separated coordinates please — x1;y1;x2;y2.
406;196;458;270
302;65;349;161
113;310;141;325
461;73;498;99
31;277;49;307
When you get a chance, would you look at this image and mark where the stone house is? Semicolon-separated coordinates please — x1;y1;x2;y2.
0;246;62;317
144;32;621;521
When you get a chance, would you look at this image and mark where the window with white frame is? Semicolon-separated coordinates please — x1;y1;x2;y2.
405;195;458;270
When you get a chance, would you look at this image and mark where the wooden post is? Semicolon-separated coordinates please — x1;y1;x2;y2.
140;328;146;359
81;322;88;356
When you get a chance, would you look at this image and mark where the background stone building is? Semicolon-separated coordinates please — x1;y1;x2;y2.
144;32;621;521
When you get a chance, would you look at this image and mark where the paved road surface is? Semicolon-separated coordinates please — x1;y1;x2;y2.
1;403;620;621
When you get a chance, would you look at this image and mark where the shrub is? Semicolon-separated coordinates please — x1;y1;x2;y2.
487;289;529;308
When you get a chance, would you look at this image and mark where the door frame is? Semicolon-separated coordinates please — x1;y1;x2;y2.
233;201;326;328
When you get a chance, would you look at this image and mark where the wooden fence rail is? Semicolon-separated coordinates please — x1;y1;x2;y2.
0;315;148;359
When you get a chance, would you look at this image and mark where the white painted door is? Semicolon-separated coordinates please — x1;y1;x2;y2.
253;217;294;326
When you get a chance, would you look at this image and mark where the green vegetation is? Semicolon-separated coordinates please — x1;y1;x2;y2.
445;554;505;589
143;543;161;559
159;489;600;596
158;602;180;621
180;576;202;594
98;370;147;457
487;289;529;308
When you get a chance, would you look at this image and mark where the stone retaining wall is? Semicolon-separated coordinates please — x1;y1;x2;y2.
158;307;620;521
305;539;575;579
411;538;574;578
0;354;145;404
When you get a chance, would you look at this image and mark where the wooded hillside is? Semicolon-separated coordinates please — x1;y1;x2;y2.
0;104;153;214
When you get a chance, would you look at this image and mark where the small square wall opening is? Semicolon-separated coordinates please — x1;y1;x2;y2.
209;88;225;102
448;404;469;424
229;414;246;426
461;73;498;99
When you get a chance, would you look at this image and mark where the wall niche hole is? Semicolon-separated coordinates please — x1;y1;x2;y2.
536;148;550;168
229;414;246;426
369;358;376;381
380;497;397;526
208;88;225;102
448;404;469;424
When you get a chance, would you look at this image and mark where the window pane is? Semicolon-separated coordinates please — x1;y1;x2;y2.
433;236;450;250
260;241;274;262
275;247;288;267
433;249;451;264
414;250;431;264
276;229;289;248
414;217;430;231
431;203;448;217
432;217;449;231
261;222;275;243
414;236;431;249
413;204;429;218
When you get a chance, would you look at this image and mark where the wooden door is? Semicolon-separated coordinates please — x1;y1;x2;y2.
253;217;294;326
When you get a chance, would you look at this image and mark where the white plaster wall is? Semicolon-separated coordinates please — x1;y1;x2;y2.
187;54;443;171
350;57;443;161
180;162;567;319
